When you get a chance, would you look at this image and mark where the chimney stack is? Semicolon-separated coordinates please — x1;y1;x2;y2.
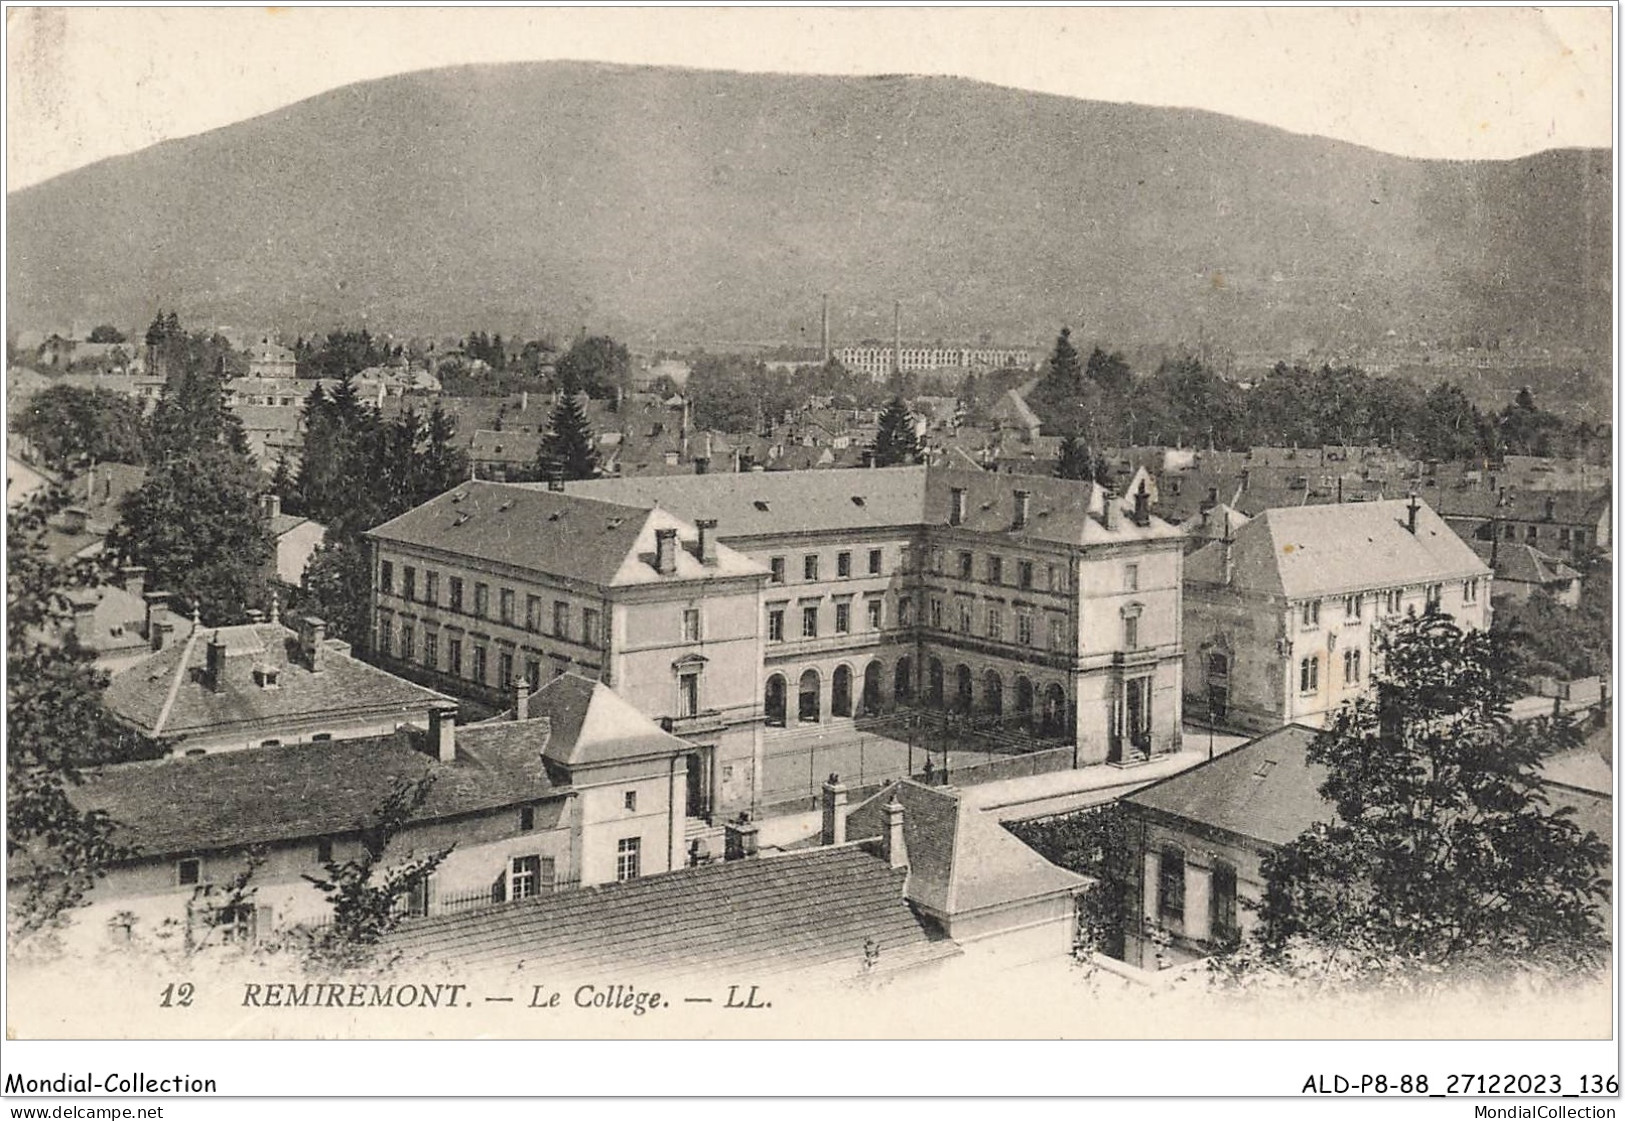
144;592;172;648
725;813;761;861
511;677;530;722
820;773;848;846
428;703;458;763
120;565;147;601
204;631;228;693
1013;489;1031;531
260;493;281;520
882;795;908;870
1103;490;1123;532
299;616;328;672
821;293;831;363
1405;492;1420;535
655;528;679;576
696;519;719;565
61;506;88;535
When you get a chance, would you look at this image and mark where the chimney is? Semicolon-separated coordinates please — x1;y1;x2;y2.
520;389;528;413
246;608;266;624
1104;490;1123;532
696;519;719;565
821;293;831;363
260;493;281;520
61;506;88;535
428;703;458;763
1405;492;1420;535
882;795;908;870
204;631;228;693
725;813;761;861
299;616;328;672
84;465;96;503
655;528;678;575
120;565;147;601
1132;485;1150;527
511;677;530;722
144;592;172;647
861;448;876;469
1013;489;1031;530
680;397;692;460
820;773;848;846
949;487;966;526
1222;530;1236;586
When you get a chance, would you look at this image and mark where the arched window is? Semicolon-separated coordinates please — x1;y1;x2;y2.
894;657;913;702
954;665;974;713
862;661;884;715
981;670;1003;717
1041;683;1067;735
831;665;853;718
764;674;787;728
1015;676;1035;726
798;668;821;723
927;658;945;707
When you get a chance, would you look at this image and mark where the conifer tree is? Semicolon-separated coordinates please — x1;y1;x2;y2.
871;396;921;467
537;393;601;481
1055;435;1093;481
1045;327;1084;393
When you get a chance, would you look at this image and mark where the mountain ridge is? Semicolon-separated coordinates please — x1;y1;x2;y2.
8;61;1611;360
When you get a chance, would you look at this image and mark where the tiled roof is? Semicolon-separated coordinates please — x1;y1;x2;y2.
57;729;562;860
506;673;693;768
846;780;1085;917
385;844;948;978
1472;542;1579;587
1185;498;1489;599
102;621;451;741
66;583;193;655
269;513;314;538
923;467;1183;547
367;480;765;587
1123;724;1329;847
1431;487;1611;526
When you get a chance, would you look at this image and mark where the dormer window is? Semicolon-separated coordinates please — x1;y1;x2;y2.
253;665;280;689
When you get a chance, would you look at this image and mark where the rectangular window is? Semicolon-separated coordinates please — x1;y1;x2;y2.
519;806;536;832
526;658;541;691
1050;564;1067;593
987;555;1003;585
500;588;515;625
1560;527;1572;547
1426;584;1443;611
1504;522;1516;540
898;596;913;626
616;837;642;882
1047;616;1064;651
316;839;333;865
582;608;600;648
526;595;541;633
770;557;786;584
1299;655;1319;693
1574;530;1587;548
510;855;542;900
1384;589;1403;614
1299;600;1320;627
867;599;883;629
1018;613;1034;646
399;623;415;662
553;601;570;640
1463;579;1478;604
803;555;819;581
1018;560;1034;590
1124;614;1139;650
802;605;819;638
1211;863;1239;946
678;671;699;718
403;566;416;601
378;616;393;656
499;651;514;687
768;607;785;642
425;571;439;606
449;577;463;613
177;858;201;887
474;583;490;618
624;790;638;811
930;598;943;629
835;601;851;633
957;601;972;634
380;560;394;595
1157;849;1185;923
837;551;851;578
1124;563;1139;592
1525;525;1538;543
1344;594;1363;619
423;631;438;669
959;551;974;579
473;645;487;684
1343;648;1362;684
448;638;463;676
868;548;883;575
930;548;944;575
986;606;1003;640
682;608;701;642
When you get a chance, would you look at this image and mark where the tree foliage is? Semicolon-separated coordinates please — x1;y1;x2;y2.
87;325;127;344
555;335;631;399
536;393;602;482
299;774;451;971
1249;612;1610;984
1007;803;1130;958
7;488;166;940
871;396;921;466
14;385;149;472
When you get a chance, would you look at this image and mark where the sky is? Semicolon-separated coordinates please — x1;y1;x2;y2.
4;6;1614;192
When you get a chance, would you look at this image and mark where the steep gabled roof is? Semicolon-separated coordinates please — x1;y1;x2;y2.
384;844;949;979
527;673;693;768
1185;498;1489;599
